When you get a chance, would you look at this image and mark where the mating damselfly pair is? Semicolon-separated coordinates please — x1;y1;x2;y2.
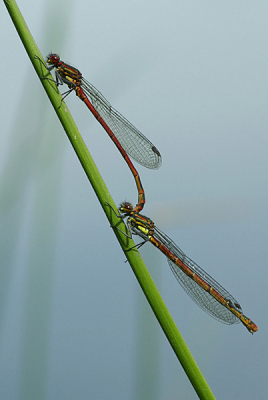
36;53;258;334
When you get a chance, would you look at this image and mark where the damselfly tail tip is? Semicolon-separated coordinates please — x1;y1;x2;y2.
250;324;258;334
242;318;258;334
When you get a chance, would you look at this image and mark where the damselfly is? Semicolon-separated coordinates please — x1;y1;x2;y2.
36;54;161;213
107;201;258;334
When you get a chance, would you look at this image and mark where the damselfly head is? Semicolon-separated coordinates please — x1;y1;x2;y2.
47;53;60;65
119;202;133;215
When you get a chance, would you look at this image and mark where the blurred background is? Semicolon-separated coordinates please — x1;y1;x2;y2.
1;0;267;399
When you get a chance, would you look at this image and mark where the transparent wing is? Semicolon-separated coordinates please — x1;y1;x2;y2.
154;226;240;324
81;78;161;169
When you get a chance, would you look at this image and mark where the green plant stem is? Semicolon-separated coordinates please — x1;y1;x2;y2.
4;1;216;398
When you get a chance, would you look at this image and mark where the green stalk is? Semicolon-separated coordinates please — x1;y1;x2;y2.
4;1;216;398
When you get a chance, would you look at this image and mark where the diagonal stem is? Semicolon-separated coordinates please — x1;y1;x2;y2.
4;1;216;398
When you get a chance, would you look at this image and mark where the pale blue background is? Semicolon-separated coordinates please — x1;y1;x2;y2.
1;1;267;399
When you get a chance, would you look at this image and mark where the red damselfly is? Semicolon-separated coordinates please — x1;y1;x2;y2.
36;54;161;213
106;201;258;334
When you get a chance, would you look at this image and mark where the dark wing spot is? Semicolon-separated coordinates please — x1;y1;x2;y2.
152;146;161;157
234;302;242;310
